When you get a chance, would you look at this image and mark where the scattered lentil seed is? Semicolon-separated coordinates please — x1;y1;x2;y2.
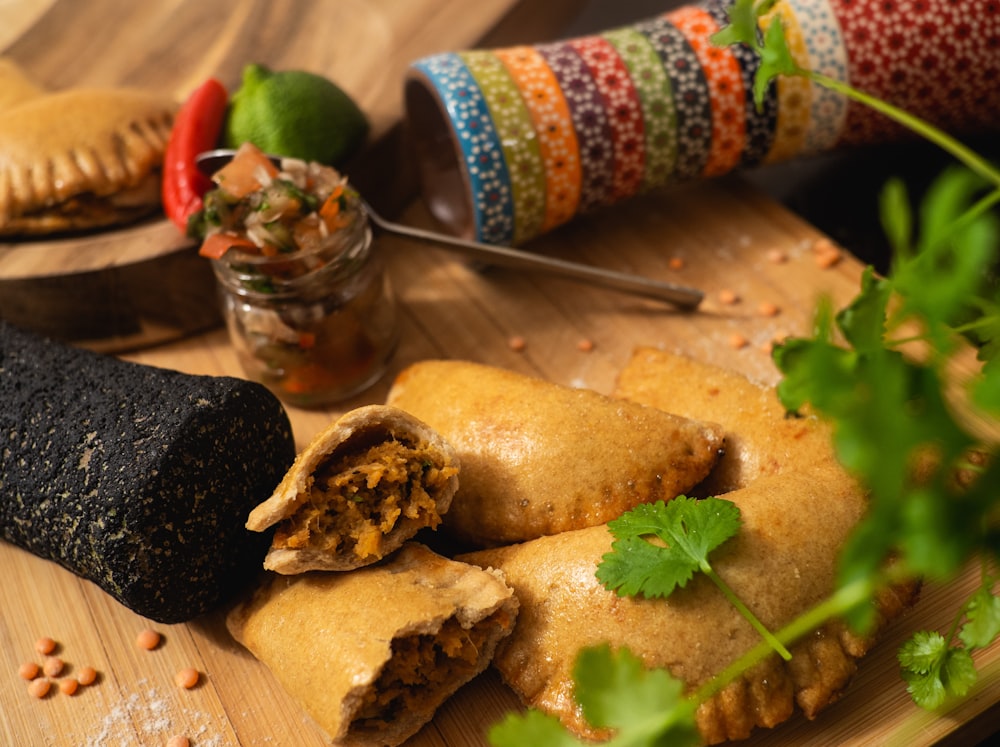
812;237;842;268
35;637;56;656
757;301;780;317
766;248;788;264
42;656;64;678
175;667;200;689
27;678;51;698
58;678;79;696
77;666;97;686
718;289;740;305
507;335;526;352
577;338;595;352
167;736;191;747
18;662;40;680
136;629;162;651
668;256;685;270
728;333;749;350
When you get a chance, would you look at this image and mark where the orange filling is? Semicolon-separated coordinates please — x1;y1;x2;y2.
352;609;513;734
273;438;457;561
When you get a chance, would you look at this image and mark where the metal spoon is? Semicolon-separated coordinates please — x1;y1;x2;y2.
195;149;704;309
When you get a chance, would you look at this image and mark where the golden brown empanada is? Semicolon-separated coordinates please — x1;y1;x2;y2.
0;87;175;235
614;346;840;494
385;360;725;547
461;466;918;744
226;542;518;747
247;405;460;573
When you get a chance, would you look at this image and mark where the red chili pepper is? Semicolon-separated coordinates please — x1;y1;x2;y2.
161;77;228;232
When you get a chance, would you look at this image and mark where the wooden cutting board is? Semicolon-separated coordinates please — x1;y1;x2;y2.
2;2;999;747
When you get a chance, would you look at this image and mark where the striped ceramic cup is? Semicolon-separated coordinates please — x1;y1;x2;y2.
405;0;1000;245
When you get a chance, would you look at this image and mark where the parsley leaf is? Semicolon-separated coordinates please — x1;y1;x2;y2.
488;645;700;747
598;498;791;659
596;497;741;598
960;582;1000;649
488;709;581;747
575;645;700;745
899;631;978;709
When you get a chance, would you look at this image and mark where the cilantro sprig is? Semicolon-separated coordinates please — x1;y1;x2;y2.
597;497;791;660
490;2;1000;743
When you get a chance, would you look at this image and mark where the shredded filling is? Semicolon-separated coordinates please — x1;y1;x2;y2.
352;610;513;734
272;438;457;560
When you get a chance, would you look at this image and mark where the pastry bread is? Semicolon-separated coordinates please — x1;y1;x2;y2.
461;468;918;744
613;346;839;494
457;349;919;743
385;360;725;547
0;85;174;235
246;405;460;573
226;542;518;747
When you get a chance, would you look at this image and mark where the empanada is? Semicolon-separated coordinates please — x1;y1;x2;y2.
246;405;460;573
614;346;840;494
226;542;518;747
461;467;919;744
0;87;175;235
385;360;725;547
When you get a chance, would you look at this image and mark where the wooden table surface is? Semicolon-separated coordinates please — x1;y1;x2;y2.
2;1;1000;746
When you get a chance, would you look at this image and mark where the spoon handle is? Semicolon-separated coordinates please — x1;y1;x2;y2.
361;202;704;309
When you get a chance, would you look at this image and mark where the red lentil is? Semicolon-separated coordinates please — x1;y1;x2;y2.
757;301;780;317
507;335;526;352
668;256;685;270
42;656;64;678
58;678;79;696
718;289;740;305
728;333;749;350
577;338;595;352
167;736;191;747
175;667;200;689
27;678;51;698
18;662;40;680
35;637;56;656
136;628;162;651
77;666;98;686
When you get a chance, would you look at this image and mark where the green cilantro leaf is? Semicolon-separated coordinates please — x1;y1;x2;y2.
488;709;582;747
488;645;700;747
597;497;741;598
960;584;1000;649
899;631;978;710
574;644;700;746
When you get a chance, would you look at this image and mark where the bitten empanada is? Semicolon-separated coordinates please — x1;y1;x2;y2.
246;405;460;573
0;87;175;235
226;542;518;747
461;467;918;744
385;360;725;547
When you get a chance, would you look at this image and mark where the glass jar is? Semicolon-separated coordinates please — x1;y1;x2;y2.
210;199;398;408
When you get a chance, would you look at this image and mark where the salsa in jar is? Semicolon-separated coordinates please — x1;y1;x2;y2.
193;143;397;407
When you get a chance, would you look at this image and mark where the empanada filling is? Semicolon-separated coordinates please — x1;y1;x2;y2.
352;611;510;735
272;434;457;561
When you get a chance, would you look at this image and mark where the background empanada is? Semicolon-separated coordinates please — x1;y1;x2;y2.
0;86;175;235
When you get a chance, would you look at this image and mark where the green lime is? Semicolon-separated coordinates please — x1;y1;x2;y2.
222;63;369;166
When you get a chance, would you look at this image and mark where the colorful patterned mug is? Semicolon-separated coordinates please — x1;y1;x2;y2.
404;0;1000;245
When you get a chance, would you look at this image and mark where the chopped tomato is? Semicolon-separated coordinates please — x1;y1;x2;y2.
319;185;351;231
212;142;279;199
198;231;259;259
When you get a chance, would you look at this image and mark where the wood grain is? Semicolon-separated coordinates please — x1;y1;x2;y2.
1;1;999;746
